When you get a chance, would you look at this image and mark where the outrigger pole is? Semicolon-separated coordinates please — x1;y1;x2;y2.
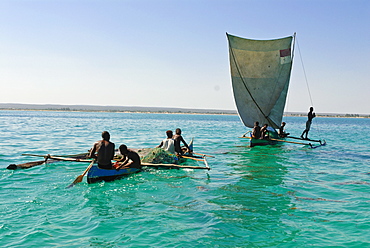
285;136;322;143
268;138;312;146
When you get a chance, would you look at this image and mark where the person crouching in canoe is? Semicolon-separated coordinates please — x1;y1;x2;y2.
115;144;142;170
88;131;115;169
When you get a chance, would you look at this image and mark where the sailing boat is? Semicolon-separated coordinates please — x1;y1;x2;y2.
227;33;320;147
227;33;325;147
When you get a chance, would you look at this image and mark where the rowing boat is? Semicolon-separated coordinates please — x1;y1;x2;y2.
87;165;141;184
14;140;211;184
86;144;210;183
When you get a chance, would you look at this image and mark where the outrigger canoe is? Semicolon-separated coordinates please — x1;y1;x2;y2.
86;149;211;184
12;143;212;185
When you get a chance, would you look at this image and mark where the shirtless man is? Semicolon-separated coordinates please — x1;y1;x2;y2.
116;144;142;170
173;128;192;155
88;131;115;169
252;121;261;139
301;107;316;140
156;130;175;154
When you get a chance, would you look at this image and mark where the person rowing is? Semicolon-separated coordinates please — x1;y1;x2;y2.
88;131;115;169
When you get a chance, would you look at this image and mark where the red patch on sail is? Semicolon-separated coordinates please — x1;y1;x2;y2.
280;48;291;57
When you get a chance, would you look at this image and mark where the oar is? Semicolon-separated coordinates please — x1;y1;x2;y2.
66;159;95;188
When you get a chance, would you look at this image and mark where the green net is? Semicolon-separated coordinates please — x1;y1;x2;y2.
141;148;178;164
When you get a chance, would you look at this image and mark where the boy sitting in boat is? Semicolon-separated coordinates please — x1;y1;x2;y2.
260;124;270;139
115;144;142;170
278;122;290;138
156;130;175;154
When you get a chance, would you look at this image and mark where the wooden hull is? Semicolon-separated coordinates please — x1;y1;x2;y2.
87;165;141;184
242;133;326;148
242;130;282;147
250;138;280;147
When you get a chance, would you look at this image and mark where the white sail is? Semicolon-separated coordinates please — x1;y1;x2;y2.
227;33;294;129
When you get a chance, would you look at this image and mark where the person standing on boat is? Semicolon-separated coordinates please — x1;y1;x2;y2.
301;107;316;140
278;122;290;138
252;121;261;139
156;130;175;154
88;131;115;169
173;128;192;155
116;144;142;170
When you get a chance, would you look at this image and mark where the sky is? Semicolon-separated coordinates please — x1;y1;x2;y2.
1;0;369;114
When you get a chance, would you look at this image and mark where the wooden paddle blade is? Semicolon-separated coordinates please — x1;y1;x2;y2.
66;175;84;188
66;159;95;188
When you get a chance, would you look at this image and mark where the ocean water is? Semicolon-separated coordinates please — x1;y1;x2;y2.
1;110;370;247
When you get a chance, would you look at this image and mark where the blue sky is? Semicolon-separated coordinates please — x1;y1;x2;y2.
1;0;369;114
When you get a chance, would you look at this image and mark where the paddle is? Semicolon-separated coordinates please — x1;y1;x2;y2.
66;159;95;188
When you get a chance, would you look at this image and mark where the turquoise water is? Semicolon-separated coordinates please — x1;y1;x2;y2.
1;110;370;247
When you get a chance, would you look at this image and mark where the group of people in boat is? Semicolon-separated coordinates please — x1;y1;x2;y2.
251;107;316;140
252;122;270;139
252;122;286;139
156;128;192;155
88;128;192;171
88;131;141;170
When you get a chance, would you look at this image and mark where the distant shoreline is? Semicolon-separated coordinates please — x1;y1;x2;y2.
0;103;369;118
0;103;237;115
0;108;237;116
